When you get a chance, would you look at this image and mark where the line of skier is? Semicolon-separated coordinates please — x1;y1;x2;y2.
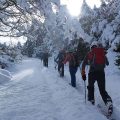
54;41;113;116
40;40;113;116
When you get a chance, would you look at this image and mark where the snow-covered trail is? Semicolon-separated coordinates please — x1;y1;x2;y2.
0;58;118;120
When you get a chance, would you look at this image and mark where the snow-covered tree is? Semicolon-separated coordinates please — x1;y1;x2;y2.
0;41;23;68
115;42;120;69
79;0;120;48
22;39;35;57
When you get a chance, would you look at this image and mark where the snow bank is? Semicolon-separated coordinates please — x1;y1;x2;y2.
0;69;12;83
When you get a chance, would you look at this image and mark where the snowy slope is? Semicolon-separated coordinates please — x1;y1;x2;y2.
0;69;12;83
0;51;120;120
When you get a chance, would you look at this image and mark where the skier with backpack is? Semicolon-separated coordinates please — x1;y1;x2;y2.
63;48;80;87
81;41;113;116
55;49;65;77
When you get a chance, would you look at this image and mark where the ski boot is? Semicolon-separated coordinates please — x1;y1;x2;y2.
89;100;95;105
106;102;113;117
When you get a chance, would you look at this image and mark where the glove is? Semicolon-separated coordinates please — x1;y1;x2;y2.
82;74;86;81
81;69;86;81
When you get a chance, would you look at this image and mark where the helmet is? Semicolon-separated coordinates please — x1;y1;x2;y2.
90;41;98;49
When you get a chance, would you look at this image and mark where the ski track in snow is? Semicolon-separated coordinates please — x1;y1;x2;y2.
0;58;119;120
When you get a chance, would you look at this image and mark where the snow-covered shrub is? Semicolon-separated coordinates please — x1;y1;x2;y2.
115;43;120;69
0;42;23;69
114;42;120;52
0;52;14;69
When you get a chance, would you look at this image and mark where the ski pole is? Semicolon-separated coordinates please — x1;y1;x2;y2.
79;62;86;104
84;81;87;104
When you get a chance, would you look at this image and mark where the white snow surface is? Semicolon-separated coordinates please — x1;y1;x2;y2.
0;69;12;83
0;51;120;120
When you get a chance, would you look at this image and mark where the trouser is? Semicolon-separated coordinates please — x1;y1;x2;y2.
58;62;64;77
69;66;78;87
88;71;112;104
43;59;48;67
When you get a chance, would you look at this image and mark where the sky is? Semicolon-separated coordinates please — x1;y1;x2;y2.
0;36;27;45
0;50;120;120
61;0;101;16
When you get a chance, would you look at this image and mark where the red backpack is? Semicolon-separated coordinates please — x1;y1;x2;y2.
92;47;105;64
87;47;106;69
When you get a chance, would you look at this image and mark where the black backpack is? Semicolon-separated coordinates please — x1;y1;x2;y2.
55;52;65;63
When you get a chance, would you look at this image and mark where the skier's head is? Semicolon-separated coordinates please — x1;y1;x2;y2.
90;41;98;49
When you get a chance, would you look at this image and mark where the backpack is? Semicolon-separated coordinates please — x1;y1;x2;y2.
69;52;79;67
56;52;65;63
87;47;106;70
60;53;65;62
